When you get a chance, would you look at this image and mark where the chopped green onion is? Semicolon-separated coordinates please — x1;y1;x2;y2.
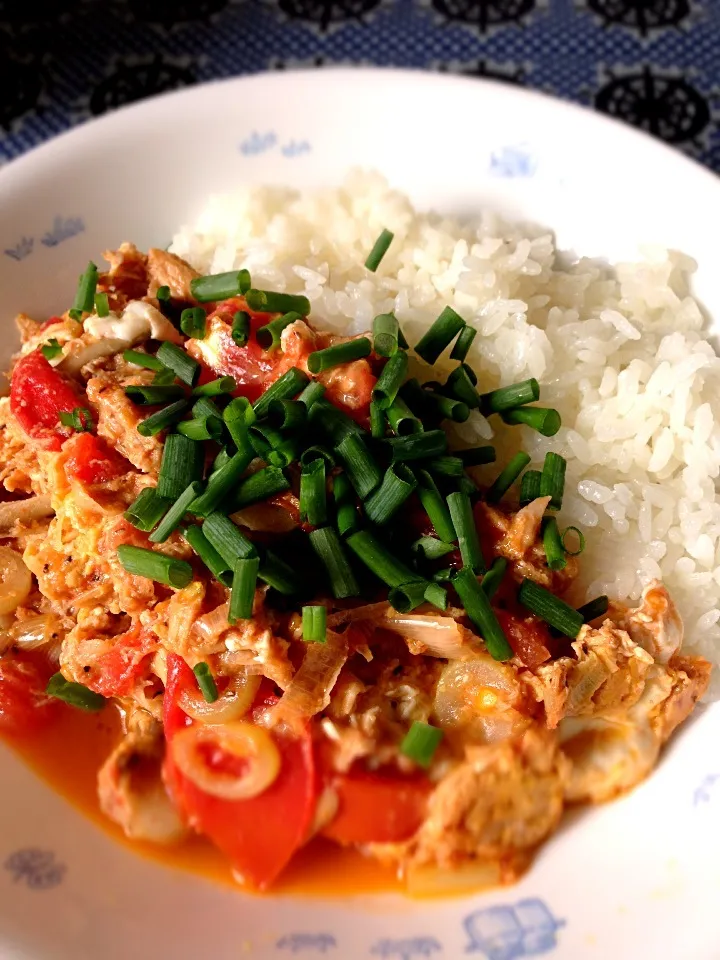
577;595;609;623
189;449;254;518
211;446;232;476
231;310;250;347
449;325;477;362
447;491;485;573
192;376;236;398
424;582;448;610
384;430;448;463
364;464;416;526
540;452;566;510
302;605;327;642
386;397;423;436
268;399;307;431
426;456;465;477
116;544;193;588
58;407;93;432
192;397;223;420
156;342;200;387
373;312;399;357
486;452;531;504
157;434;204;500
416;469;456;542
399;721;443;768
308;337;372;375
153;367;178;386
422;390;470;423
245;289;310;316
309;399;363;445
297;380;325;410
518;578;584;638
562;526;586;556
193;662;218;703
155;285;171;303
126;385;185;405
94;291;110;317
300;445;336;469
137;400;190;438
267;437;302;469
257;311;301;352
46;673;105;712
180;306;206;339
253;367;309;419
190;269;251;303
459;475;478;496
70;261;98;319
481;378;540;414
181;525;231;586
389;580;432;613
453;568;512;660
501;406;561;437
258;550;303;595
300;459;327;526
202;512;256;567
445;365;481;409
345;530;418;588
229;556;260;622
249;422;285;460
233;465;290;510
481;557;507;600
177;415;224;441
124;488;171;533
372;351;408;409
308;527;360;599
149;481;204;544
223;397;256;450
519;469;542;506
415;306;465;365
335;433;382;500
411;536;454;561
457;447;496;467
432;568;452;582
542;516;566;572
41;338;62;361
123;349;165;372
370;400;386;439
365;228;394;272
333;472;359;538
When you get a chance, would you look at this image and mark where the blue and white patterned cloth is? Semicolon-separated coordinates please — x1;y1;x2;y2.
1;0;718;171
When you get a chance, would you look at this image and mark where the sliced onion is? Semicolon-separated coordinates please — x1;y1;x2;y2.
178;673;261;724
0;495;53;531
9;614;63;651
167;581;205;652
0;546;32;615
171;722;280;800
326;602;390;627
192;602;231;643
381;612;483;659
268;631;347;732
406;858;502;898
60;338;129;376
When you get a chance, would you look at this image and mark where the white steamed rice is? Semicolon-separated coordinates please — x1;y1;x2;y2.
170;170;720;694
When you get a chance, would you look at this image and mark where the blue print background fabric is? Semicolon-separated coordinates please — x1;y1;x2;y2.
0;0;718;172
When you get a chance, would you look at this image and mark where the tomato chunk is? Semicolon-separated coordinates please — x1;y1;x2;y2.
495;609;552;668
82;625;157;698
63;432;130;485
0;653;59;736
10;350;84;449
321;769;432;845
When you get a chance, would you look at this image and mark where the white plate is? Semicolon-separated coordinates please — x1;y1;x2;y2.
1;69;720;960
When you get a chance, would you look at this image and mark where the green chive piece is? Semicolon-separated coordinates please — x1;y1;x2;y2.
155;285;171;303
157;434;204;500
156;342;200;387
153;367;178;386
41;338;62;362
126;385;185;406
386;396;423;436
307;337;372;374
388;580;432;613
346;530;419;588
211;446;232;475
94;291;110;318
453;568;513;660
231;310;250;347
541;452;567;510
245;289;310;316
189;449;254;518
193;662;218;704
519;469;543;506
542;516;566;572
202;512;256;568
399;721;443;768
335;433;382;500
70;261;98;318
181;525;231;586
562;526;586;556
424;582;448;610
268;437;304;469
116;544;193;588
487;452;531;504
384;430;448;463
192;376;236;398
234;466;290;510
501;406;561;437
192;396;223;420
368;401;384;439
223;397;256;451
300;459;328;527
268;399;307;432
309;398;363;446
447;491;485;574
372;351;408;409
190;269;251;303
481;378;540;414
124;488;172;533
578;595;609;623
300;445;336;469
445;365;481;409
518;578;584;638
481;557;507;600
297;380;325;410
426;456;465;478
415;306;465;365
46;673;105;712
257;311;301;352
180;306;207;339
373;312;399;357
432;568;453;583
457;447;496;467
258;550;303;595
411;536;454;561
149;481;204;544
229;556;260;622
58;407;93;432
449;325;477;362
309;526;360;599
137;400;190;437
422;390;470;423
253;367;309;419
177;415;224;442
249;422;285;460
364;464;416;525
365;228;394;272
123;349;165;372
333;472;360;538
416;469;456;543
302;605;327;643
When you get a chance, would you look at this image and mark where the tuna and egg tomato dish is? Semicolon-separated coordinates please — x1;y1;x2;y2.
0;238;710;895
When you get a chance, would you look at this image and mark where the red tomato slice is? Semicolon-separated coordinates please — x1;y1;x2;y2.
0;653;59;737
83;625;157;698
495;609;552;668
321;769;432;845
163;654;317;890
10;350;84;450
63;432;130;485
